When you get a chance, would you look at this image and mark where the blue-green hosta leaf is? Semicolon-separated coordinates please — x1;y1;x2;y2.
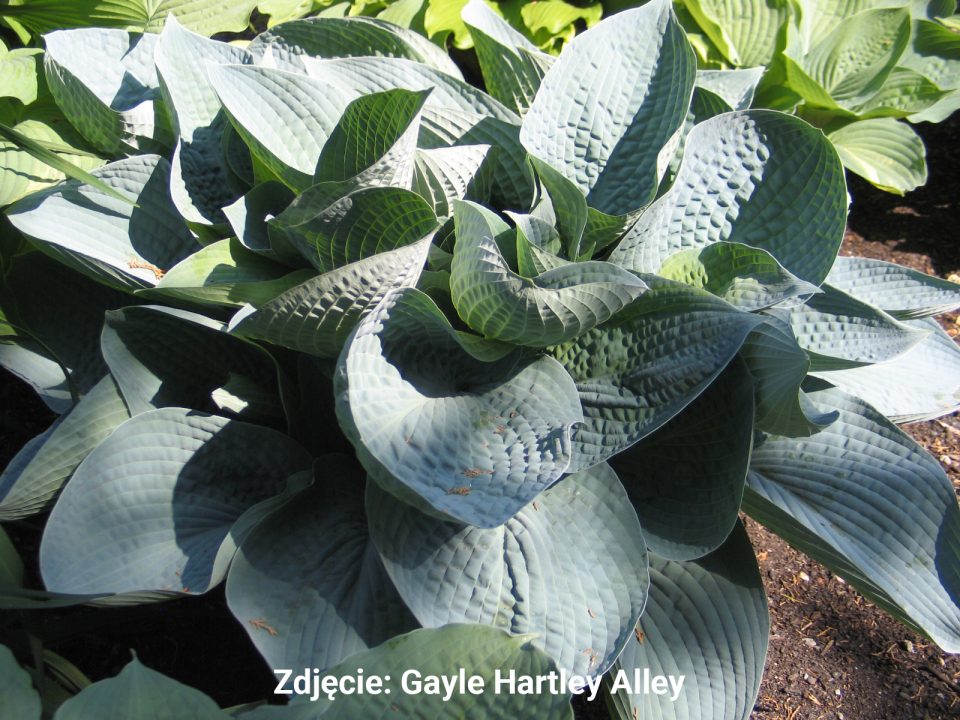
0;645;41;720
658;242;820;311
825;256;960;319
101;305;283;421
43;29;169;154
695;67;766;111
6;155;197;291
0;340;73;413
335;287;582;528
790;7;912;109
230;236;431;358
419;106;535;211
0;527;24;587
789;284;929;370
249;15;461;77
450;201;647;346
303;56;519;124
828;118;927;195
139;239;313;309
683;0;790;67
813;317;960;422
368;463;647;677
741;310;839;437
272;185;438;273
610;358;754;561
657;87;732;196
520;0;696;215
515;226;567;278
605;521;768;720
223;181;300;265
413;145;494;218
526;156;587;258
227;456;417;673
156;17;253;225
310;626;573;720
53;655;227;720
40;408;312;599
462;0;553;117
611;111;847;286
746;386;960;651
0;375;129;521
208;64;350;190
551;278;763;472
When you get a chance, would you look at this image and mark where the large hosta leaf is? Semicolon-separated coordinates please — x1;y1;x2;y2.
230;236;431;358
789;284;929;370
0;374;129;521
746;386;960;651
684;0;789;67
610;111;847;286
53;655;227;720
335;287;582;528
40;408;312;598
605;521;768;720
414;144;494;218
248;15;461;77
813;317;960;422
227;455;417;673
0;645;40;720
310;625;573;720
156;17;252;224
5;155;197;291
825;256;960;319
610;358;754;561
551;278;762;472
520;0;695;215
828;118;927;195
450;201;647;346
43;29;169;154
367;463;647;677
101;305;282;421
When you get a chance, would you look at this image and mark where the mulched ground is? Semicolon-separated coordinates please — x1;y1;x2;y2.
2;115;959;719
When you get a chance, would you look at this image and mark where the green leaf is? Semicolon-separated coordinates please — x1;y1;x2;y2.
695;67;766;110
313;625;574;719
605;521;768;720
450;200;647;347
53;655;227;720
272;185;438;272
526;155;587;257
222;181;300;264
462;0;553;116
141;239;313;309
611;358;754;561
43;29;169;154
335;287;583;528
825;256;960;319
248;15;461;77
101;305;283;421
0;527;24;588
610;111;848;286
230;236;431;358
682;0;790;67
227;456;417;672
812;317;960;422
0;339;73;413
208;64;350;190
40;408;311;598
746;386;960;651
155;16;253;224
551;278;762;472
413;144;494;218
899;18;960;122
740;310;839;437
5;155;197;291
789;284;929;370
0;374;129;521
0;47;43;105
0;645;41;720
658;242;820;311
368;462;647;677
520;0;695;215
828;118;927;195
852;67;949;117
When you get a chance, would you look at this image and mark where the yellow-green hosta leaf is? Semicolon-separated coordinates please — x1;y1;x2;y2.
828;117;927;194
682;0;790;67
335;287;583;528
450;201;647;346
368;462;647;677
0;47;42;105
852;67;949;117
520;0;696;215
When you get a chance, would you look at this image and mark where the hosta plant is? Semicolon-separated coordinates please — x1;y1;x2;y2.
2;0;960;718
657;0;960;194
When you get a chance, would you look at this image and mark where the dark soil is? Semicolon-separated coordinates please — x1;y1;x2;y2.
1;116;959;720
